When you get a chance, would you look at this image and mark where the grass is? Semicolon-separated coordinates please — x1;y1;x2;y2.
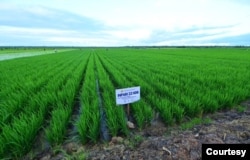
180;117;212;131
50;145;87;160
236;106;246;113
127;134;144;149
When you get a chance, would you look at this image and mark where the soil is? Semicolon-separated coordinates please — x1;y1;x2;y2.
33;100;250;160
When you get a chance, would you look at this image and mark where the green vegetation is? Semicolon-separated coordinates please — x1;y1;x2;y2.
235;105;247;113
0;50;89;158
95;53;129;136
0;47;250;159
180;117;212;130
77;53;100;143
127;134;144;149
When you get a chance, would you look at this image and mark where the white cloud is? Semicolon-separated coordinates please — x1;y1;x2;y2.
45;36;122;46
0;0;250;46
26;7;55;16
0;25;75;36
103;29;151;40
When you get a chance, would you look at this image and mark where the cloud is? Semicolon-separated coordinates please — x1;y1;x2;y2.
45;36;120;46
0;0;250;46
209;33;250;46
0;5;103;31
0;26;72;45
0;5;109;46
142;24;250;46
103;29;151;41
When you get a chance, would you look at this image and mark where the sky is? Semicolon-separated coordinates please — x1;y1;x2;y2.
0;0;250;46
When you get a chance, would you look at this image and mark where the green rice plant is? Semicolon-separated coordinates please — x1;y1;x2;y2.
101;47;250;126
76;55;96;142
45;107;71;146
0;112;43;157
133;104;145;129
219;92;235;108
95;55;123;136
76;108;88;144
172;103;184;123
99;55;153;129
133;101;153;129
116;106;129;136
84;48;250;131
142;103;154;123
0;50;90;158
160;104;174;125
0;138;3;157
0;53;80;123
87;109;100;143
77;95;100;143
1;47;250;157
201;95;218;113
180;96;199;117
100;53;179;126
104;100;120;136
76;53;102;143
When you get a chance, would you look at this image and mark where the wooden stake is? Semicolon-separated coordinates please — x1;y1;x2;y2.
127;103;130;118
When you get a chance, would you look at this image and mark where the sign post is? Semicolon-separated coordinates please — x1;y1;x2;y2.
115;86;140;119
127;103;130;118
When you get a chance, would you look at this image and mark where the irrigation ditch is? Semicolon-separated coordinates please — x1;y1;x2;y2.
96;76;110;141
93;52;110;142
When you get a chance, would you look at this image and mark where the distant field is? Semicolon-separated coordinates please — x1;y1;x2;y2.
0;47;250;158
0;47;74;54
0;48;50;54
0;48;77;61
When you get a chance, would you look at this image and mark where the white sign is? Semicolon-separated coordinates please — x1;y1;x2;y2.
115;86;140;105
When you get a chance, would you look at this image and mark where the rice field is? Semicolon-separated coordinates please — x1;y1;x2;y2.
0;47;250;158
